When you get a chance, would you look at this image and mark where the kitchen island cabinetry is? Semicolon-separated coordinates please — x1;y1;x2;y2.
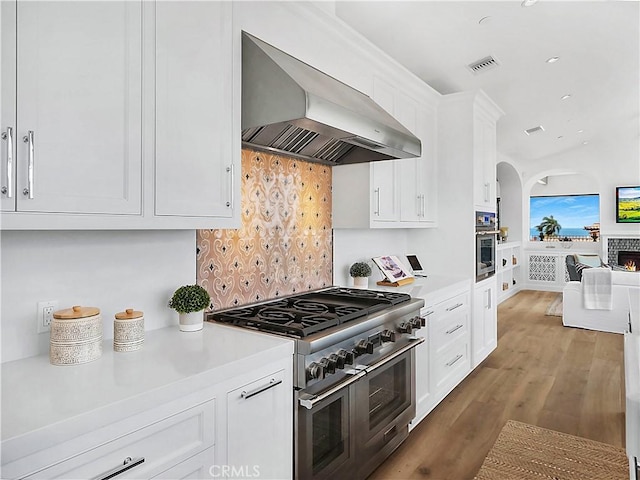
332;76;437;229
1;324;294;480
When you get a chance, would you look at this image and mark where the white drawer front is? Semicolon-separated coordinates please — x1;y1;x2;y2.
433;340;470;392
430;295;469;352
21;399;215;479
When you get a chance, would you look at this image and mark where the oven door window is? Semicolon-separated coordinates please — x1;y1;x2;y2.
298;387;353;478
477;236;495;271
362;353;413;434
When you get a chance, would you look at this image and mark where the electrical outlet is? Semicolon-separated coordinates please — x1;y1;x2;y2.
37;300;58;334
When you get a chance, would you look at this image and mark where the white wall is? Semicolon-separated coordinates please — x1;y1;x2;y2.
1;231;195;363
333;229;409;287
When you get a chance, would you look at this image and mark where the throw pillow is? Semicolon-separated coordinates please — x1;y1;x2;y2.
575;262;592;280
575;254;602;268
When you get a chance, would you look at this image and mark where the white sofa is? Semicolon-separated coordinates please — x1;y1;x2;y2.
563;270;640;334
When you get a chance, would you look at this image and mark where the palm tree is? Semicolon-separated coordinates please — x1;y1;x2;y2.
537;215;562;238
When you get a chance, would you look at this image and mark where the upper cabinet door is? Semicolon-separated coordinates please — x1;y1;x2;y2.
1;0;17;213
15;1;142;215
155;1;235;219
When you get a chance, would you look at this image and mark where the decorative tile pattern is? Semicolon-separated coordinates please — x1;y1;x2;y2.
607;238;640;265
528;254;557;282
197;149;333;310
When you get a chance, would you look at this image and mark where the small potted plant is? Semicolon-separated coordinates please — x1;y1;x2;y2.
169;284;211;332
349;262;372;289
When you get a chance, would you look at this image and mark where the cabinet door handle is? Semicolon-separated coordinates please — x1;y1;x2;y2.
91;456;145;480
2;127;13;198
484;182;490;202
23;131;34;199
446;302;463;312
241;378;282;400
445;324;463;335
374;187;381;216
226;164;234;208
446;354;463;367
486;288;492;309
421;194;426;218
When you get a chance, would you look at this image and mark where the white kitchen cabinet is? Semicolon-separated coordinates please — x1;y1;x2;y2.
430;291;472;401
1;1;143;216
225;369;292;480
473;104;499;211
407;281;472;428
1;1;241;229
497;242;522;303
332;76;437;229
11;395;216;480
152;448;215;479
155;1;236;219
472;279;498;368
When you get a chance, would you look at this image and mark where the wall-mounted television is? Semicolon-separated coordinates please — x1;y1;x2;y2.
616;186;640;223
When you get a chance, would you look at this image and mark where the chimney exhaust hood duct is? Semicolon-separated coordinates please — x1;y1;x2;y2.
241;32;421;166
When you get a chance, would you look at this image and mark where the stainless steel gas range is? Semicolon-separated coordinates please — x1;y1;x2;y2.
208;287;425;480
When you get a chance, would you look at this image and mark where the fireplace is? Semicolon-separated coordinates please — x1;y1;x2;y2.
619;251;640;271
607;238;640;267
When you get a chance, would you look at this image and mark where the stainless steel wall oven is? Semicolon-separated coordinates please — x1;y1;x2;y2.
476;211;498;282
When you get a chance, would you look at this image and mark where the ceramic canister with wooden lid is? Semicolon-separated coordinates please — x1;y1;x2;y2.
50;305;103;366
114;308;144;352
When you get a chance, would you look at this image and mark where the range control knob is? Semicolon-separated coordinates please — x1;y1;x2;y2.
381;329;396;342
410;316;425;330
355;339;374;355
306;362;325;381
337;349;354;366
319;357;336;375
398;322;413;334
329;353;344;370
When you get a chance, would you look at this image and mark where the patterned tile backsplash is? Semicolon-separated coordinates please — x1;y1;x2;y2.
197;149;333;310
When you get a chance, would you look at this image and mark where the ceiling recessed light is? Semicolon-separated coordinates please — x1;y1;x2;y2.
521;0;539;6
546;56;560;63
577;129;584;133
583;141;589;145
478;16;492;25
561;94;572;100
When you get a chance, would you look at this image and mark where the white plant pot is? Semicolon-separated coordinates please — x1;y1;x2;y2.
179;311;204;332
353;276;369;289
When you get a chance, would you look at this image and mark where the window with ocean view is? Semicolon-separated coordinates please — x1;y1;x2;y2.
530;194;600;242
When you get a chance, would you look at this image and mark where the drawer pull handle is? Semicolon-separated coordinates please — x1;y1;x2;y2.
241;378;282;400
446;303;463;312
446;324;464;335
92;456;145;480
446;354;463;367
424;310;435;316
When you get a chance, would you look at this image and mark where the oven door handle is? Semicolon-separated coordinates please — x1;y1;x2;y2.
298;337;425;410
299;368;367;410
363;337;425;375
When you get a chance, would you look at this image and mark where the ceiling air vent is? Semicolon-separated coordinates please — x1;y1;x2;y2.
467;55;500;74
524;125;545;136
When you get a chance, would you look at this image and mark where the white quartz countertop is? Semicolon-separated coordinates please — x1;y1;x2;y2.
371;274;471;305
1;323;293;447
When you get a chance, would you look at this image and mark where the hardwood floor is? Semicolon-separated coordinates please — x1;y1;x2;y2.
368;290;625;480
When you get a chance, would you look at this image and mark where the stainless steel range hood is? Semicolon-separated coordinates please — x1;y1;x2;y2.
242;32;421;166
